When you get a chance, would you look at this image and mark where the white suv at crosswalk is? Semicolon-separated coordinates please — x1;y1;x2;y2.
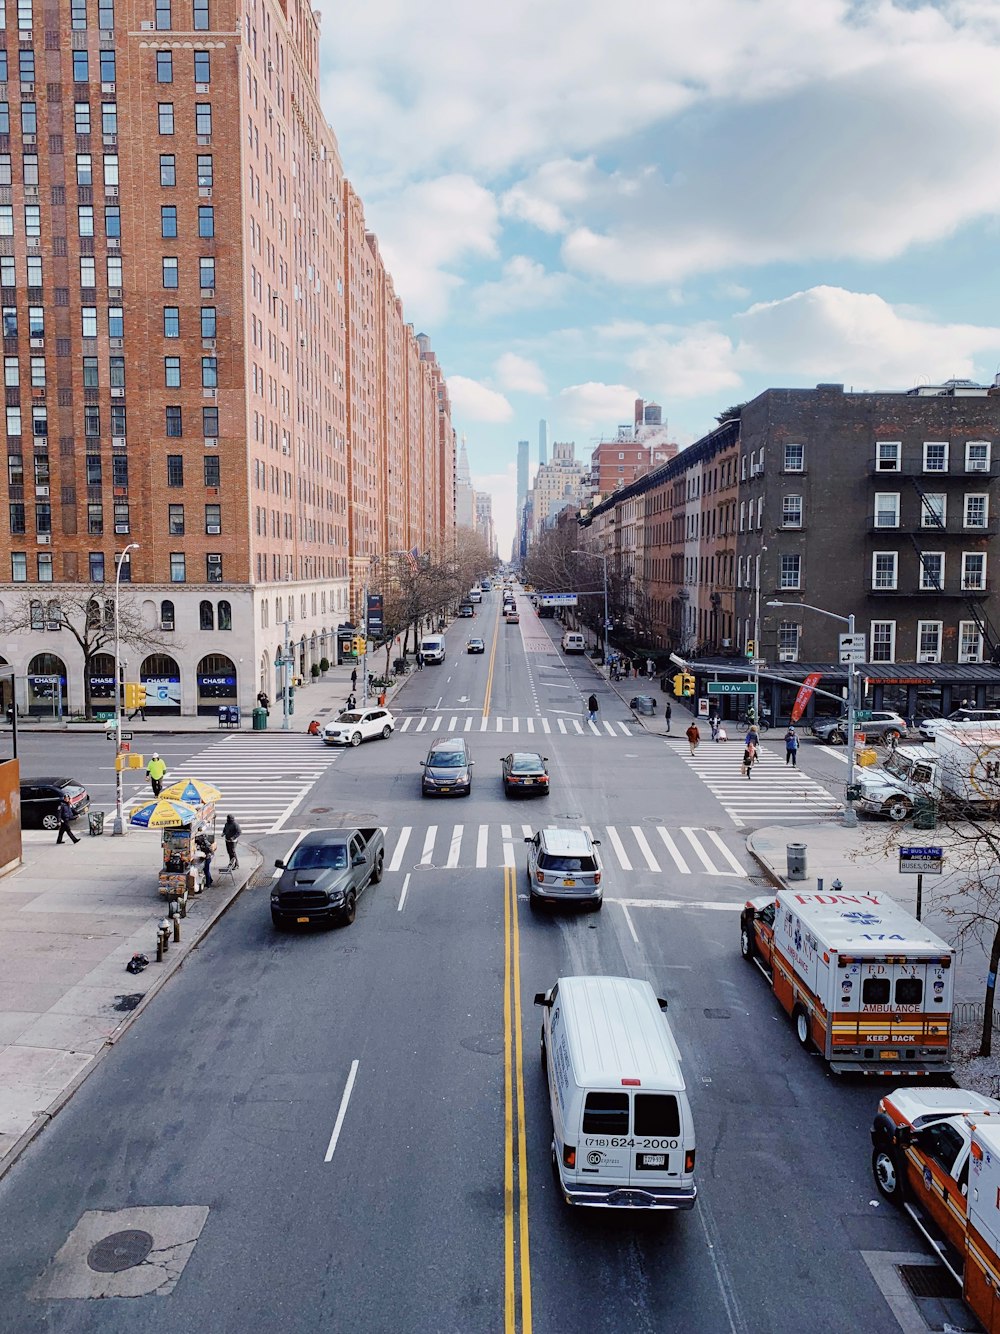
323;707;395;747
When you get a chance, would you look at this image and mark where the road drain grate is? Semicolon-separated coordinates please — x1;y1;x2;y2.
87;1230;154;1273
897;1264;954;1299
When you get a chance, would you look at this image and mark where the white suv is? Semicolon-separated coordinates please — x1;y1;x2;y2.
323;707;395;747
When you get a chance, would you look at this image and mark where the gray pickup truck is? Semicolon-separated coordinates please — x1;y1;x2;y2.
270;827;385;928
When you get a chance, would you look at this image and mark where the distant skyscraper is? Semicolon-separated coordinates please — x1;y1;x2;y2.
455;437;476;528
538;419;548;466
517;440;529;505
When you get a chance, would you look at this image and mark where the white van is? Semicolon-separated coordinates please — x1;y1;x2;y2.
468;588;482;603
419;635;446;664
534;975;697;1210
561;632;585;654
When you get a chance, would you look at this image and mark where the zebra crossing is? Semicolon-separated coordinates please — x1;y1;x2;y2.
381;821;747;877
668;738;842;828
123;734;342;836
395;713;636;737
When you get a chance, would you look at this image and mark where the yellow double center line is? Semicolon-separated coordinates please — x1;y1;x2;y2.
482;599;503;719
503;864;532;1334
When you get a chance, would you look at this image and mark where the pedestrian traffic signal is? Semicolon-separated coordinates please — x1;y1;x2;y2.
683;673;695;697
124;682;146;710
745;640;756;658
672;673;685;697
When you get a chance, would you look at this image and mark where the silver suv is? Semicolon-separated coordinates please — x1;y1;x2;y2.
525;827;602;911
811;710;907;745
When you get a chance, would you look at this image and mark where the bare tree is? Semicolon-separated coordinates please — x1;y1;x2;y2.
0;588;177;718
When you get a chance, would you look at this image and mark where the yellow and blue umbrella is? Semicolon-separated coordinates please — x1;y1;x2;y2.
160;778;222;806
129;798;201;829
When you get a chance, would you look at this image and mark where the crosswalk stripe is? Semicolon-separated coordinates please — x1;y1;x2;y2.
398;716;412;731
704;828;747;876
477;824;489;868
388;826;411;872
526;718;534;733
573;720;584;734
416;717;427;732
541;718;551;734
681;827;721;874
605;825;632;870
511;718;519;732
501;822;514;868
448;716;458;730
446;824;463;868
431;716;442;732
464;717;473;731
557;719;567;734
632;826;660;872
496;718;503;731
420;826;436;864
480;718;489;731
657;826;691;875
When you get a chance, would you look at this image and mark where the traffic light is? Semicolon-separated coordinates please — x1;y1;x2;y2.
352;636;366;658
745;640;756;658
683;673;695;697
124;682;146;710
672;673;685;697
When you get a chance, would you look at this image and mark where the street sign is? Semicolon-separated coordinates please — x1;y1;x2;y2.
121;731;133;741
855;709;873;722
750;658;766;668
899;846;944;875
707;681;756;695
540;593;578;607
839;633;866;664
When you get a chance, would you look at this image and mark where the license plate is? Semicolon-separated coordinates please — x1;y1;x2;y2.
563;878;576;887
439;785;452;791
880;1050;900;1060
643;1154;666;1168
297;916;310;923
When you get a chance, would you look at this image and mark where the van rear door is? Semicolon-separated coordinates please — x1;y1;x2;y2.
577;1090;630;1187
629;1091;684;1188
839;959;941;1051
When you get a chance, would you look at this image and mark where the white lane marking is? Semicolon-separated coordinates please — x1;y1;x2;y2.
416;717;428;732
632;827;660;872
587;721;599;735
656;827;691;875
541;718;551;733
617;722;632;735
573;720;585;734
704;829;747;876
397;872;411;913
387;826;411;873
271;785;316;833
823;749;850;764
420;826;437;865
526;718;534;733
611;898;743;911
476;824;489;868
398;717;413;732
681;827;721;875
620;902;639;945
324;1059;360;1163
446;825;463;869
605;825;633;870
464;717;473;731
271;828;308;879
431;716;443;732
512;717;519;732
603;721;615;735
557;719;567;734
448;716;458;730
480;718;489;731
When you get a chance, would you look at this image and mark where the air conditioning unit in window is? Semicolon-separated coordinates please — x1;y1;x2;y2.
917;652;939;663
721;638;732;648
160;620;174;632
110;387;124;398
35;484;49;496
959;653;981;663
199;186;212;198
101;83;115;94
968;460;989;472
114;523;129;534
29;337;43;348
140;18;153;28
206;524;221;534
21;83;33;94
779;650;796;662
36;533;50;543
22;135;35;145
197;134;211;146
107;237;119;249
105;185;118;197
195;83;209;93
111;436;125;448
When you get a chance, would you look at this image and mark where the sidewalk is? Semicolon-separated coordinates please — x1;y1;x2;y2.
0;826;259;1177
745;822;991;1007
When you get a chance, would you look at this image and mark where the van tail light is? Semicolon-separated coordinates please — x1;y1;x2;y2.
685;1148;696;1173
536;871;544;883
594;870;601;885
563;1144;576;1169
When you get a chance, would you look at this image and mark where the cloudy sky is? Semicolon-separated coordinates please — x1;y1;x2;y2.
318;0;1000;554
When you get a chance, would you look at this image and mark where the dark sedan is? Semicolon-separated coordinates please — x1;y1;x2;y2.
501;752;549;798
19;778;90;830
467;637;485;654
421;738;474;796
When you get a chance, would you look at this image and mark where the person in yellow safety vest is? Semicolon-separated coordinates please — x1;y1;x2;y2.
146;752;167;797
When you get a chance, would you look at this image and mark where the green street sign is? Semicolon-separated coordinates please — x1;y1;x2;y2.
855;710;873;721
707;681;756;695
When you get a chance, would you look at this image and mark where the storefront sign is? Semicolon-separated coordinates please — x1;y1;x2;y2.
790;672;823;723
144;677;181;705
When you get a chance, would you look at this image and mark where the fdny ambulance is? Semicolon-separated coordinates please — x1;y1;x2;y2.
872;1088;1000;1331
740;887;955;1074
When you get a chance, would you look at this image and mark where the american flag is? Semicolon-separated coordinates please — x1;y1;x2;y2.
405;548;419;574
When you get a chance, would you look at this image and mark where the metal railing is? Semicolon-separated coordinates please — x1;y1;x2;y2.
954;1001;1000;1033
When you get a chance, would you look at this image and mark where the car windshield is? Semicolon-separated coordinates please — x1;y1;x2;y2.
288;843;349;870
336;713;362;724
431;750;466;767
511;755;542;772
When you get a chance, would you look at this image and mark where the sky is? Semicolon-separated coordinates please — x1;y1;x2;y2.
317;0;1000;557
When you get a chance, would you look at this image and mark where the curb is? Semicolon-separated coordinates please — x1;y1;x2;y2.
0;850;262;1183
744;831;790;892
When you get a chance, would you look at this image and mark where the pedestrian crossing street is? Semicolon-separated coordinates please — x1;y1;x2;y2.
667;738;843;828
395;713;637;737
380;821;746;877
124;734;341;836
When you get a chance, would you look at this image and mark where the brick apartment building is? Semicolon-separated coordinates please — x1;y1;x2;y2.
0;0;453;717
579;382;1000;723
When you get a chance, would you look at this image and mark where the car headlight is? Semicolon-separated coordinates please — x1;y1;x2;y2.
270;894;279;904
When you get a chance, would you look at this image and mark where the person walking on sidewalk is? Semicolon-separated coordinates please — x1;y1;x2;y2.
257;690;270;712
146;752;166;797
416;651;424;670
587;693;599;723
742;739;758;779
663;699;672;734
686;721;700;755
350;668;358;690
222;813;241;870
744;724;760;749
56;796;79;845
784;726;799;766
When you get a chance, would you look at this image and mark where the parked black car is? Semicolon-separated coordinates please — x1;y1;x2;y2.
19;778;90;830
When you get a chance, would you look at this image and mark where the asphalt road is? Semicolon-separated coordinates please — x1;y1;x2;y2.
0;591;925;1333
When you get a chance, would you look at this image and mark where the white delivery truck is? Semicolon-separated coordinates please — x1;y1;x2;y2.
856;723;1000;820
534;975;697;1210
419;634;446;664
741;887;955;1075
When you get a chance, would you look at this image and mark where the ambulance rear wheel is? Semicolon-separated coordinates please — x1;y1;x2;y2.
793;1006;810;1048
740;923;754;961
872;1145;904;1205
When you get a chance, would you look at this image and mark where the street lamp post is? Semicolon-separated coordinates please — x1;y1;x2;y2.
112;541;140;836
572;549;609;659
279;619;291;730
767;598;859;828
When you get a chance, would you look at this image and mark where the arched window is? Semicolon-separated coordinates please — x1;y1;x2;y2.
29;599;44;629
47;599;61;626
199;600;214;631
217;600;232;631
160;599;175;630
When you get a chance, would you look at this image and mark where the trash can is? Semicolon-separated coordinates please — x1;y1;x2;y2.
629;695;656;716
786;843;807;880
913;797;937;830
88;810;105;837
252;706;268;731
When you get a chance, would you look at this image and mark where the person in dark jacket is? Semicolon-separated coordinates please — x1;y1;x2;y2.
663;699;672;733
587;693;599;722
56;797;80;845
222;814;241;869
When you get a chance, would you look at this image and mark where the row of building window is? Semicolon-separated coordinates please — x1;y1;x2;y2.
160;203;215;237
68;0;117;30
161;306;217;339
161;153;213;187
0;47;118;83
873;492;991;528
157;101;213;136
156;50;211;84
870;551;988;592
161;256;215;288
771;619;986;664
14;501;224;536
0;149;212;194
10;551;225;583
751;440;993;476
154;0;212;31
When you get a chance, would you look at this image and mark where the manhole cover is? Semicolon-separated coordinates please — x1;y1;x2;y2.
113;993;143;1012
311;807;332;814
703;1008;731;1019
87;1229;155;1273
746;875;775;887
897;1264;954;1299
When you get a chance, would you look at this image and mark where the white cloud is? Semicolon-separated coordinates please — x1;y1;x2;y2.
447;376;514;423
623;286;1000;398
556;382;638;431
474;256;572;317
495;353;548;396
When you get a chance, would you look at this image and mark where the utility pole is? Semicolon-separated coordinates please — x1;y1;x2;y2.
112;542;139;836
280;619;291;731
